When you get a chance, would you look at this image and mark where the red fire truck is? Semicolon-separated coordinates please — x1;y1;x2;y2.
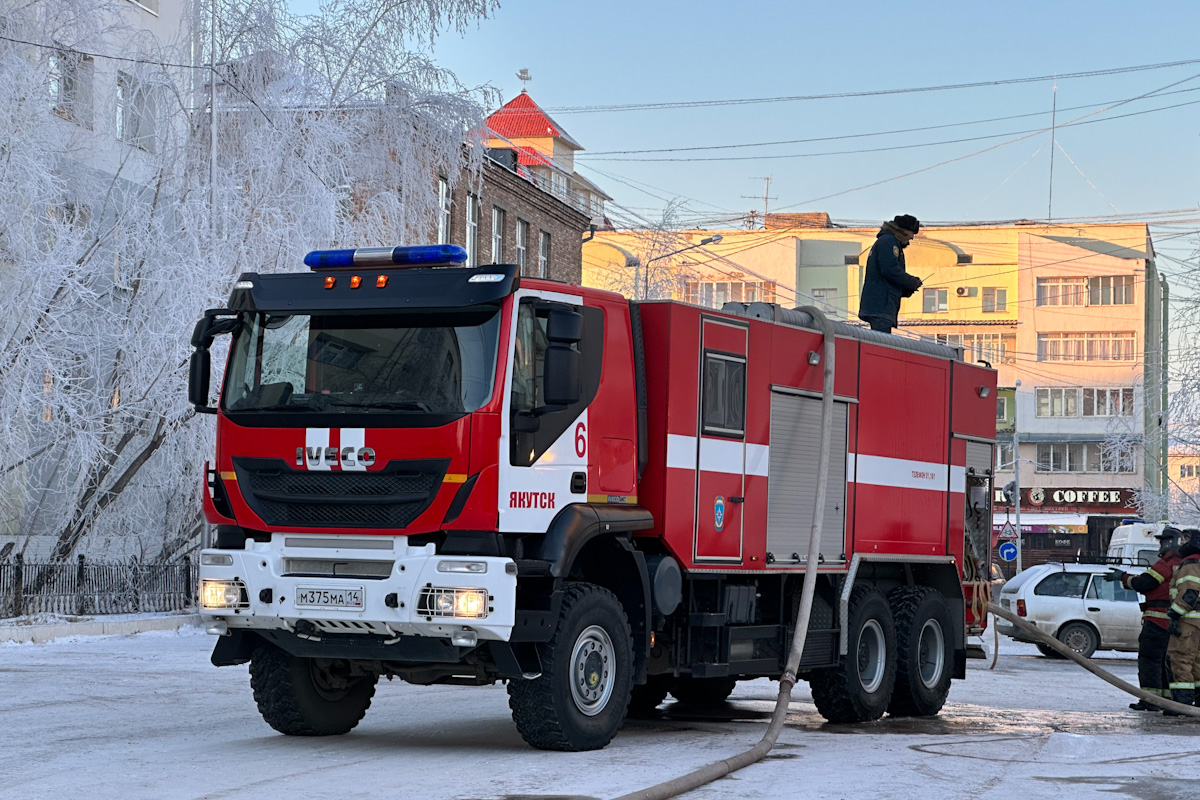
191;244;997;751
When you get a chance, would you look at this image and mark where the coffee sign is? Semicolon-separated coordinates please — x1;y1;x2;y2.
993;486;1137;514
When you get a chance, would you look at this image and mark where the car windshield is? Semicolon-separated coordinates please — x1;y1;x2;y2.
222;307;502;415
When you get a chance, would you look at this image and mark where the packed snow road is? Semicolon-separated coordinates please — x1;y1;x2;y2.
3;625;1199;800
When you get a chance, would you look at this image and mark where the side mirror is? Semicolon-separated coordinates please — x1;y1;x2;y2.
543;343;581;406
546;309;583;343
189;309;239;415
189;349;214;413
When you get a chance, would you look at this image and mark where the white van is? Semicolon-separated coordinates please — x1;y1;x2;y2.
1106;521;1170;565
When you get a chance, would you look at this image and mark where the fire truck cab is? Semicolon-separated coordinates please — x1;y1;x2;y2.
192;245;997;751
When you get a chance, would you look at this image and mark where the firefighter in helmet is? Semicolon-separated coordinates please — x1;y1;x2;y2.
857;215;923;334
1164;527;1200;713
1104;526;1184;709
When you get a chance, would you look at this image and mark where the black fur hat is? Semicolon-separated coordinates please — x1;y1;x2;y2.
893;214;920;233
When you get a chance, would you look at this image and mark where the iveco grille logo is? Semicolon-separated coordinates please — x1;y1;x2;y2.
296;446;376;468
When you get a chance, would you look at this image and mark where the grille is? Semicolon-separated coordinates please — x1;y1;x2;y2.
233;458;449;529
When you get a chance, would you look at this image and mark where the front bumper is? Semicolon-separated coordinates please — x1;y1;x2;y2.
198;535;517;643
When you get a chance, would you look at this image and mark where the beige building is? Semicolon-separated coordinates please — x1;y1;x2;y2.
585;220;1167;554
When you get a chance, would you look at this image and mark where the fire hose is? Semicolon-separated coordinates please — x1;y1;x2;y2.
611;306;837;800
987;602;1200;717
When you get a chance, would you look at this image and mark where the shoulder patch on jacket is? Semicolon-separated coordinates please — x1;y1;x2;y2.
892;245;899;258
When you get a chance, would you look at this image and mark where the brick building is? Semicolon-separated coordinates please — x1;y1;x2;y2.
435;150;591;284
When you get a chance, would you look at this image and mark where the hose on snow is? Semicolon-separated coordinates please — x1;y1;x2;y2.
610;306;837;800
988;602;1200;717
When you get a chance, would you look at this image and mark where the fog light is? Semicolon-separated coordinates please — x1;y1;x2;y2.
451;630;478;647
201;579;245;609
434;592;455;614
201;553;233;566
455;590;487;617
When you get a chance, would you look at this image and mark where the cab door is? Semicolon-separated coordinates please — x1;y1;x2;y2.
694;318;748;562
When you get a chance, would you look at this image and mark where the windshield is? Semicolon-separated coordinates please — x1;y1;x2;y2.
222;307;501;415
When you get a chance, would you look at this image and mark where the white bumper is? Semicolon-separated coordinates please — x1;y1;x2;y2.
198;535;517;643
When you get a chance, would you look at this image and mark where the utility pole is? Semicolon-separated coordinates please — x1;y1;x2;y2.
741;176;777;229
1013;378;1023;572
1047;77;1057;221
209;0;218;244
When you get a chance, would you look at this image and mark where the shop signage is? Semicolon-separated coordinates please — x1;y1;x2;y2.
993;486;1137;514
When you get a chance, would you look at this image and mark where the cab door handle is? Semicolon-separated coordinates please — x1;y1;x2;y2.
730;496;745;503
1087;606;1100;612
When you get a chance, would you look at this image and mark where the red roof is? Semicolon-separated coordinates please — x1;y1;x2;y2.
487;92;582;149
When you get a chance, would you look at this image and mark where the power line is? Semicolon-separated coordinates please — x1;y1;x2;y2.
579;86;1200;157
544;57;1200;114
581;97;1200;163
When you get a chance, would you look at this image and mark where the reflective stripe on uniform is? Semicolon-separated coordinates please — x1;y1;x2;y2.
1144;610;1170;619
1146;568;1164;583
1179;575;1200;585
1171;603;1189;616
1169;682;1196;690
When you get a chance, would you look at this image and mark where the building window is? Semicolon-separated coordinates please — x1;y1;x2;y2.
491;207;505;264
1083;387;1134;417
1182;464;1197;478
48;48;94;127
937;333;1016;366
436;178;451;244
1036;387;1079;418
1036;442;1134;473
115;72;157;152
1089;275;1134;306
465;193;479;267
516;219;528;275
538;230;550;278
996;442;1015;471
1036;277;1087;306
982;287;1007;313
923;288;948;313
126;0;160;13
996;397;1007;421
685;280;777;308
1037;332;1136;362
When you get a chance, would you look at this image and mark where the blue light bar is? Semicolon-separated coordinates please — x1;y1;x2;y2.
304;244;468;270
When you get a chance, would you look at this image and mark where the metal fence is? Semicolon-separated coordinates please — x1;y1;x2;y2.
0;555;197;618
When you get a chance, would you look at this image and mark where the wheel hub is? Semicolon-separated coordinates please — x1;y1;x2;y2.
857;619;886;694
916;618;945;688
570;625;615;716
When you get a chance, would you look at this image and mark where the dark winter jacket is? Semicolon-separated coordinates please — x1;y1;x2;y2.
858;222;923;328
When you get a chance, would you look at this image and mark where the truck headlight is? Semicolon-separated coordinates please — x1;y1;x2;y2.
419;587;488;619
201;579;248;609
437;560;487;574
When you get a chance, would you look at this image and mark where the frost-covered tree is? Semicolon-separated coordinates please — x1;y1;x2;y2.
0;0;495;561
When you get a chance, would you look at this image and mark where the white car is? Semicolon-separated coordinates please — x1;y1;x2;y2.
995;562;1143;658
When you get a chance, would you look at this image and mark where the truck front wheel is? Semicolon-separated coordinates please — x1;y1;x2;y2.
809;585;896;723
249;643;378;736
507;582;633;751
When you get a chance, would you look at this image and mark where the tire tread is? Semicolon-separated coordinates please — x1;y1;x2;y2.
249;643;375;736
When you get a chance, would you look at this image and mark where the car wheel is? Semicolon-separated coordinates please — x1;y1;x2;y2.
1056;622;1098;659
1036;642;1065;659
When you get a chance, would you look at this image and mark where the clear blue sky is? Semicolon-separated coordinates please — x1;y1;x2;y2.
297;0;1200;257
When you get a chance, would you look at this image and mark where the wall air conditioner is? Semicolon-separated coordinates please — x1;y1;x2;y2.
955;286;978;298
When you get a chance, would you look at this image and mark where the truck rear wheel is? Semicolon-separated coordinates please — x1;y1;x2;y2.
886;586;953;717
249;643;377;736
507;582;633;751
670;676;738;706
809;585;896;723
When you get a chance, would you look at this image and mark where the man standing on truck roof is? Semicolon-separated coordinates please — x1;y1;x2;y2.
1105;527;1184;710
1164;528;1200;713
858;215;924;334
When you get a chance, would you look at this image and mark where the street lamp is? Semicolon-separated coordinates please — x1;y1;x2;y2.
640;234;723;300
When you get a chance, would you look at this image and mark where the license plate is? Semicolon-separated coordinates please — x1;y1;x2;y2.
295;586;364;609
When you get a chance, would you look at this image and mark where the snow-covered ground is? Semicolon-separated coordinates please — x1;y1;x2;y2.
2;624;1198;800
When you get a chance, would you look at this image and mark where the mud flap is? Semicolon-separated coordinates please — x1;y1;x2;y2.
211;628;259;666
